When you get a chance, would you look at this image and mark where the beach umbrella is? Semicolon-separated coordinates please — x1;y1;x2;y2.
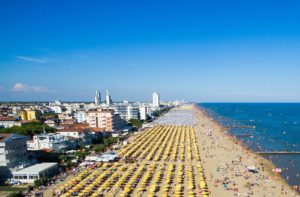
188;184;194;190
148;193;155;197
137;187;145;192
161;193;168;197
119;192;127;197
200;181;207;188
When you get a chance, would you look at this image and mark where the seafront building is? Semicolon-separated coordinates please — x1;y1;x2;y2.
127;105;140;120
114;103;140;120
0;134;30;178
12;163;58;183
113;104;128;120
139;105;151;120
0;133;60;183
86;108;125;131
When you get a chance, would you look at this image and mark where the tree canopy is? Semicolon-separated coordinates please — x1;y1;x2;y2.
152;107;171;117
0;122;55;137
129;118;143;128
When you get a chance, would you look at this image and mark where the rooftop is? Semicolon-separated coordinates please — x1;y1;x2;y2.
87;108;114;113
0;133;27;143
58;123;90;132
12;163;57;174
0;133;12;142
0;116;18;121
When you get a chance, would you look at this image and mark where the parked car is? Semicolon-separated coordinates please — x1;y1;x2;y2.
5;178;21;185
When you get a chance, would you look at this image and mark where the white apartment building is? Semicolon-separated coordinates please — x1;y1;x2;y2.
44;119;56;127
58;112;73;121
57;128;92;146
27;133;68;153
114;103;140;120
50;105;62;114
0;134;30;178
139;105;151;120
127;105;140;120
0;116;22;128
74;111;86;123
152;92;160;108
114;104;128;120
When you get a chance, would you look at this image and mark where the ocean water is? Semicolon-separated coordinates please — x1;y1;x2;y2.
199;103;300;187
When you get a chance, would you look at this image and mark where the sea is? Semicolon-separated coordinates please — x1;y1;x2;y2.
199;103;300;187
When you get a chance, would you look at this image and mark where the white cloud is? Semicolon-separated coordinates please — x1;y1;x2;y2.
12;83;46;92
16;56;46;63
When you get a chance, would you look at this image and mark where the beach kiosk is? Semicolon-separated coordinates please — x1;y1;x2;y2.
12;163;58;183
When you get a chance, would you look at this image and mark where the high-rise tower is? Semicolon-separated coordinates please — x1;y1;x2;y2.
105;90;112;106
95;90;101;106
152;92;160;108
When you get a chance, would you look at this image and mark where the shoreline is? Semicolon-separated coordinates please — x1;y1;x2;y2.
192;104;299;196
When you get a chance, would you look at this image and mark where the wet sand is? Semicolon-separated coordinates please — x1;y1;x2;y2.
193;105;299;196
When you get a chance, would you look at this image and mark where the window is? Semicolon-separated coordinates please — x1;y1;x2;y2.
14;174;28;179
29;174;38;179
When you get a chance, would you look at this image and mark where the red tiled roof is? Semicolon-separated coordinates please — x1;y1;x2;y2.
89;127;105;132
58;123;90;132
22;120;40;124
41;148;54;153
0;116;17;121
58;125;105;133
87;108;114;113
61;123;89;128
65;136;78;140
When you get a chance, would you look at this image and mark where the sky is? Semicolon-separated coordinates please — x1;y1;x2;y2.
0;0;300;102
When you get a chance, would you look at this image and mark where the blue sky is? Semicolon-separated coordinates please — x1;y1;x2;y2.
0;0;300;102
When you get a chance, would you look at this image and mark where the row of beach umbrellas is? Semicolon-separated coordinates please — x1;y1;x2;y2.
55;125;209;196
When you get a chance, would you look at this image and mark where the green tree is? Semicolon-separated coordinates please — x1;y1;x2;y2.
129;119;143;128
34;177;47;188
0;122;55;137
33;179;42;188
94;144;105;153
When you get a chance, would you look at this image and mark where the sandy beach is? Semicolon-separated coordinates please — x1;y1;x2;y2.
47;105;299;197
193;104;299;197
